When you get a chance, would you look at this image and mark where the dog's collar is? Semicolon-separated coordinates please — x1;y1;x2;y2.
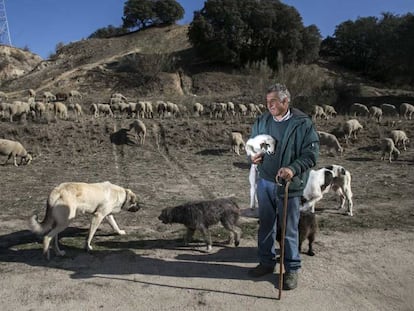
121;189;128;210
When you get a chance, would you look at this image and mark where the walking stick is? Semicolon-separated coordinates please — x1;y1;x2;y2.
276;176;291;300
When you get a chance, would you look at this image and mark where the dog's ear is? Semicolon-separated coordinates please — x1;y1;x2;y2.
125;188;136;202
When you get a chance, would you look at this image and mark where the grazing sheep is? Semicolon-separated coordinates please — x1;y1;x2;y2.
323;104;337;118
277;211;318;256
230;132;245;156
317;131;343;155
68;90;82;101
42;91;56;103
91;103;114;118
156;100;167;118
129;120;146;145
302;165;354;216
390;130;409;151
369;106;383;123
381;103;399;117
9;101;30;122
28;89;36;98
53;102;68;120
0;102;9;118
227;101;235;117
158;197;241;252
312;105;327;120
236;103;248;118
399;103;414;120
0;139;32;166
144;101;154;119
193;102;204;117
111;92;128;102
33;101;46;119
350;103;369;117
381;138;400;163
68;102;83;120
245;134;277;209
343;119;363;143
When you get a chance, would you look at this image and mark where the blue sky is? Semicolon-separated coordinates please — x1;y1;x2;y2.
4;0;414;59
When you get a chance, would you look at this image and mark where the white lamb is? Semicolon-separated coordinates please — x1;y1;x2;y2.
381;138;400;163
390;130;409;151
231;132;245;156
369;106;382;123
129;120;146;145
399;103;414;120
317;131;343;156
350;103;369;117
302;164;354;216
343;119;363;143
245;134;277;209
0;139;32;166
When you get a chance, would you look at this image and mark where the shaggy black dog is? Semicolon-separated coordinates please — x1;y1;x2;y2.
277;211;318;256
158;197;242;251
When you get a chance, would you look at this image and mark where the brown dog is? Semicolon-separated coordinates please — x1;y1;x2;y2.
30;181;140;259
158;197;242;251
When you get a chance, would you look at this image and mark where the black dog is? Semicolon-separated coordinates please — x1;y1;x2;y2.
276;211;318;256
158;197;242;251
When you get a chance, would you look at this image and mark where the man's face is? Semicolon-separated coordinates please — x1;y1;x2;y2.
266;91;288;119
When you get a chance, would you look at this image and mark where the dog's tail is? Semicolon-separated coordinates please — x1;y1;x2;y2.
29;200;54;235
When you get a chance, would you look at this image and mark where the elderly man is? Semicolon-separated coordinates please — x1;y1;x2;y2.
247;83;319;290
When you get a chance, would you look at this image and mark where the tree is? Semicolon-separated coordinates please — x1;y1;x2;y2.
188;0;319;70
122;0;184;30
154;0;184;25
89;25;128;39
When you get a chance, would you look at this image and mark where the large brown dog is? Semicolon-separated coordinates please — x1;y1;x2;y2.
158;197;242;251
30;181;140;259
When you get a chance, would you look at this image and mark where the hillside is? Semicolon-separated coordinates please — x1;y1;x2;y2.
0;45;42;81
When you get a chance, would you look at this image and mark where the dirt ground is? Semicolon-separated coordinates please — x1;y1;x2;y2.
0;114;413;311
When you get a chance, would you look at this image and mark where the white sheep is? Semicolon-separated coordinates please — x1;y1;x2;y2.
144;101;154;119
9;101;30;122
323;104;337;118
317;131;343;156
236;103;248;118
68;102;83;120
111;93;128;102
343;119;363;143
156;100;167;118
245;134;276;209
0;138;32;166
390;130;409;151
193;102;204;117
42;91;56;103
381;138;400;163
68;90;82;101
399;103;414;120
129;120;146;145
369;106;382;123
91;103;114;118
381;103;399;117
230;132;245;156
350;103;369;117
312;105;327;120
53;102;68;120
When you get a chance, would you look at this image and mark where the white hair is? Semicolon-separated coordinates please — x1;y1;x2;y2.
267;83;291;103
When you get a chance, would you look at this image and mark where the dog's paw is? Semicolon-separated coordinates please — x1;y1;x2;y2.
57;250;66;257
206;245;213;252
118;230;127;235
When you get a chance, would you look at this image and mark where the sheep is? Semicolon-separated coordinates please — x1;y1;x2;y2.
236;103;248;118
0;139;32;166
323;104;337;118
302;165;354;216
399;103;414;120
0;91;8;101
381;138;400;163
381;103;399;117
245;134;277;209
193;102;204;117
9;101;30;122
350;103;369;117
369;106;383;123
144;101;154;119
68;102;83;120
343;119;363;143
129;120;146;145
230;132;245;156
317;131;343;156
111;93;128;102
42;91;56;103
0;102;9;118
227;101;235;117
28;89;36;98
53;102;68;120
135;101;146;118
390;130;409;151
33;101;46;119
312;105;327;120
91;103;113;118
68;90;82;102
166;101;180;118
156;100;167;118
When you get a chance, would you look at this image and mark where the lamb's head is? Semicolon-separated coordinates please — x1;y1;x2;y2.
260;135;276;155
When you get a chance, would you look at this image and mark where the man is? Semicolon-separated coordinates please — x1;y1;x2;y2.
247;83;319;290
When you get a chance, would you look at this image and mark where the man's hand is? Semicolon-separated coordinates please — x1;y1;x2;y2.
277;167;294;181
251;153;263;164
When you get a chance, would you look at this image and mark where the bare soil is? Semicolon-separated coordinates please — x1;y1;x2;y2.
0;114;413;311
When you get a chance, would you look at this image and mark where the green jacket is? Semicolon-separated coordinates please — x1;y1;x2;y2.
250;108;320;197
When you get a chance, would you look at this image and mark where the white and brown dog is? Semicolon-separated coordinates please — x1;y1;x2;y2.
245;134;277;209
30;181;140;259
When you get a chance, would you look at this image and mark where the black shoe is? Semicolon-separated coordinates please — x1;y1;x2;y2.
248;264;274;278
283;271;298;290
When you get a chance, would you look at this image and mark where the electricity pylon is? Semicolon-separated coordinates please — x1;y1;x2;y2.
0;0;11;46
